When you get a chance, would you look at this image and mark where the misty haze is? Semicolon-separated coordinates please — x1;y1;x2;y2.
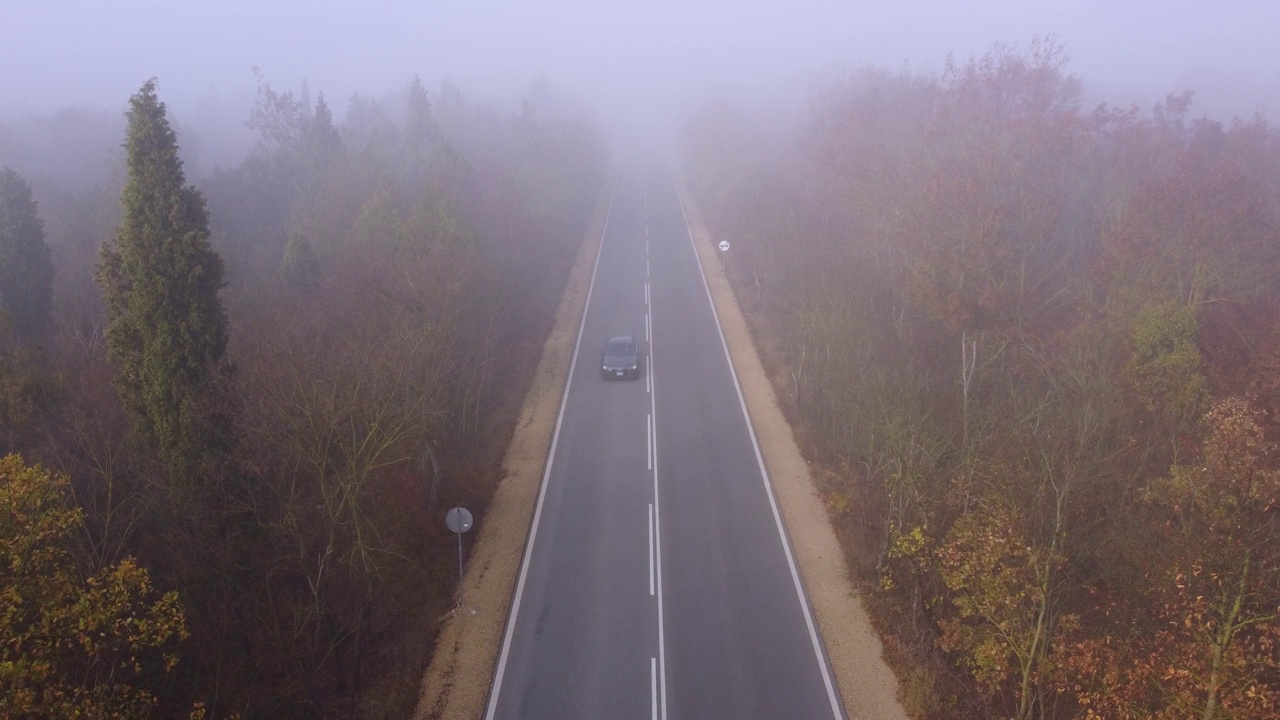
2;1;1279;718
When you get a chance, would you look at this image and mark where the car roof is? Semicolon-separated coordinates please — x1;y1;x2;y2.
607;335;635;345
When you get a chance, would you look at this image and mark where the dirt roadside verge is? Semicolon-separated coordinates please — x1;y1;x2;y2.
410;182;613;720
675;180;909;720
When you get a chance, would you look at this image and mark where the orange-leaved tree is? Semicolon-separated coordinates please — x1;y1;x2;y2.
937;502;1075;720
1062;399;1280;719
1147;398;1280;719
0;454;187;718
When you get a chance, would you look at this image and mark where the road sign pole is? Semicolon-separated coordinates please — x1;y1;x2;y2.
446;507;474;607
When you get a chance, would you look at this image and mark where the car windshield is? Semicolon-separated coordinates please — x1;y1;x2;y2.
606;339;635;355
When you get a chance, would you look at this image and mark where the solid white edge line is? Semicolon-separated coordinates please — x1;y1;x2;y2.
649;503;655;595
483;172;619;720
672;174;846;720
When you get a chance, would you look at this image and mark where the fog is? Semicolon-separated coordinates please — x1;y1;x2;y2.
4;2;1280;715
4;0;1279;171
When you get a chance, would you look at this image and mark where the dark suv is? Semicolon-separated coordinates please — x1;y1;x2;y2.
601;336;640;380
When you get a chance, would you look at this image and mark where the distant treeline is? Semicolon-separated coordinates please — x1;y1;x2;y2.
682;39;1280;720
0;71;605;717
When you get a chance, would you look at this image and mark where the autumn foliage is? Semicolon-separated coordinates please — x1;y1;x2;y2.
1;73;604;716
683;39;1280;719
0;454;186;717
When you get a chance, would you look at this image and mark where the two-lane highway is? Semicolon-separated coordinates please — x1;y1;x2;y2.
485;164;844;720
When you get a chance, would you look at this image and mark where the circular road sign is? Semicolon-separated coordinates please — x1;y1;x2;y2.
718;240;731;252
446;507;474;534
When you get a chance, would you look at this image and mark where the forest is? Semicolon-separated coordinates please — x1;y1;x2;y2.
5;35;1279;720
0;73;605;716
682;40;1279;720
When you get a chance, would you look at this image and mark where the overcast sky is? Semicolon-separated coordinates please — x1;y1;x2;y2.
3;0;1278;126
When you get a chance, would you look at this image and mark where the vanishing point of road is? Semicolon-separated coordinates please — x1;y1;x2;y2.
484;163;845;720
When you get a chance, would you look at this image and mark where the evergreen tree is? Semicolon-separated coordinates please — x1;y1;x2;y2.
96;79;228;479
402;75;441;186
302;91;341;171
405;74;440;146
0;167;54;339
280;228;321;292
299;78;313;122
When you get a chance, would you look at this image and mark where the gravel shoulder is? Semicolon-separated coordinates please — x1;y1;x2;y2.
412;176;907;720
675;180;909;720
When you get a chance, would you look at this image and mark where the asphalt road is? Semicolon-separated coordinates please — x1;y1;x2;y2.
485;164;844;720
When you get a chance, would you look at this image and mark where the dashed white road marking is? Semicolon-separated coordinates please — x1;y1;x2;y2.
647;413;653;471
648;251;668;720
650;657;658;720
648;504;655;596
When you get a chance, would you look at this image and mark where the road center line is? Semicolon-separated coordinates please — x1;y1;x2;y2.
648;504;655;595
647;413;653;471
650;657;658;720
649;269;668;720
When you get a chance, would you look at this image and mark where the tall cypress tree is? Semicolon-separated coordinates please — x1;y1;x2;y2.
405;74;440;147
0;166;54;339
402;75;440;187
96;79;228;478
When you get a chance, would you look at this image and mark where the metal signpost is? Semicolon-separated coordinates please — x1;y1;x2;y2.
446;507;473;603
717;239;730;272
